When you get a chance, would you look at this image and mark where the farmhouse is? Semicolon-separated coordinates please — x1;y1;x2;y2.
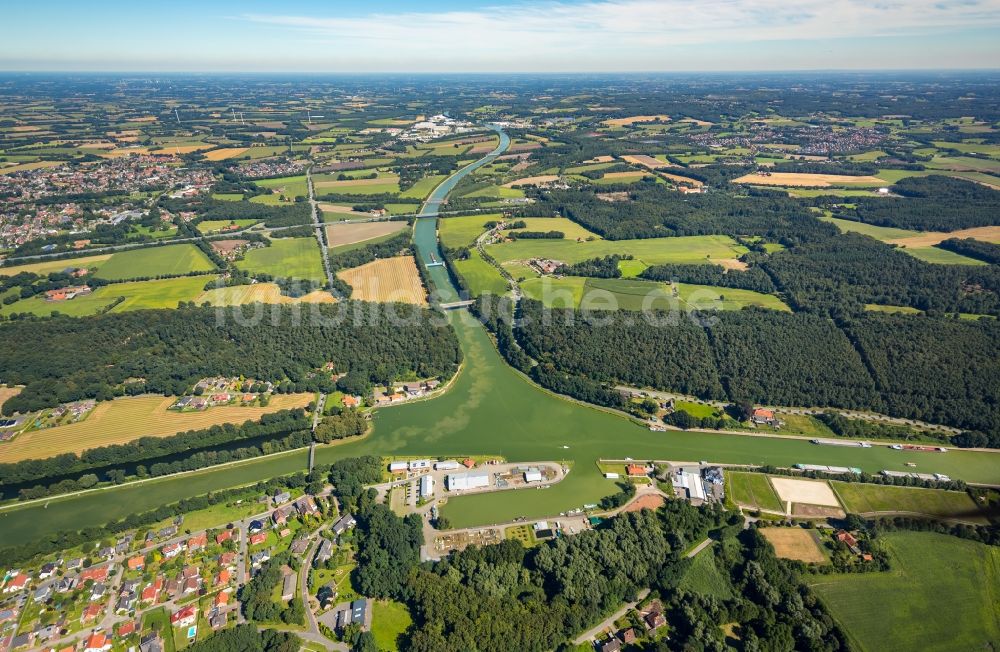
751;408;782;427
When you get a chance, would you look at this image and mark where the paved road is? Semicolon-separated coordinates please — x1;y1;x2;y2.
306;168;337;292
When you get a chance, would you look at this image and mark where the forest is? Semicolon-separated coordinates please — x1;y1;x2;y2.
641;263;777;293
328;230;412;271
761;232;1000;316
0;302;461;414
844;176;1000;231
937;237;1000;265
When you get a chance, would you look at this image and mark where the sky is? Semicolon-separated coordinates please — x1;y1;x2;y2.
2;0;999;72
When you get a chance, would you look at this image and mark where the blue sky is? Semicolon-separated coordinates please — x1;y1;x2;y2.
2;0;999;72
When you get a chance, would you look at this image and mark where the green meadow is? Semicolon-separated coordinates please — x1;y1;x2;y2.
811;532;1000;652
94;244;216;280
236;237;326;281
438;214;504;249
831;482;988;524
453;250;508;296
254;174;309;199
488;234;748;268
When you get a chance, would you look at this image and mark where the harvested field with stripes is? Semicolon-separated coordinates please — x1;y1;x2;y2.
622;154;672;169
603;115;671;127
203;147;249;160
0;394;312;463
733;172;884;187
337;256;426;305
761;528;827;563
325;221;407;248
195;282;334;306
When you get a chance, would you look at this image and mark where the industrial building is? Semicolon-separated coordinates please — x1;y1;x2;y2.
446;471;490;491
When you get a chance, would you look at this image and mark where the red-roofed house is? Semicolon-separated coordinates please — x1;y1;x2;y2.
214;590;231;609
171;605;197;628
187;533;207;552
214;570;231;587
84;633;111;652
117;621;136;638
215;530;233;545
751;408;781;426
81;603;103;623
836;530;858;547
249;532;267;546
161;543;183;559
79;565;109;583
342;395;359;408
463;458;476;469
127;555;145;571
2;573;28;593
626;464;648;477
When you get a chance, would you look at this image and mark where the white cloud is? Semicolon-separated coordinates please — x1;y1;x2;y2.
241;0;1000;64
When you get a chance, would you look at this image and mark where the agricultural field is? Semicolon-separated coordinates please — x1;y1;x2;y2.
337;256;426;304
313;172;400;195
254;174;309;199
399;174;447;200
0;253;111;277
811;531;1000;651
488;234;748;269
325;220;407;248
0;394;312;463
195;282;334;306
928;155;1000;174
504;217;601;241
438;214;504;249
831;482;989;524
602;115;671;127
726;472;784;513
453;249;508;297
519;276;788;312
760;527;828;563
733;172;885;187
202;147;249;161
94;244;216;280
196;219;258;234
236;237;326;281
821;216;990;265
319;203;370;220
770;477;841;508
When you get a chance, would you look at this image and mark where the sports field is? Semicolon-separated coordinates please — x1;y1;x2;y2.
770;477;840;507
811;531;1000;651
336;256;426;304
726;472;784;513
195;282;334;306
760;528;827;563
0;394;312;463
488;234;748;268
734;172;884;187
94;244;216;280
325;221;407;248
236;237;326;282
831;481;989;524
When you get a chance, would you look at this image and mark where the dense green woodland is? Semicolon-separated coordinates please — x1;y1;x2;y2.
938;237;1000;265
845;176;1000;231
513;300;1000;443
0;302;461;414
762;233;1000;316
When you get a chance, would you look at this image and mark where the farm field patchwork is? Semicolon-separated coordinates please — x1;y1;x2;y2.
822;217;992;265
254;174;309;199
236;237;326;281
503;217;601;241
0;394;312;463
94;244;216;280
336;256;426;304
810;531;1000;651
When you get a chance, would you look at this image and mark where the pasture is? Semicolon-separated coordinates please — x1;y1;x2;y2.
107;276;213;311
0;291;119;318
313;173;400;195
679;546;734;599
195;283;334;307
831;482;989;524
370;600;413;652
453;250;508;297
488;234;748;268
0;253;111;277
438;214;503;249
760;528;828;563
337;256;426;305
255;175;309;199
503;175;560;188
733;172;885;187
196;219;258;234
325;221;407;248
0;394;312;463
621;154;671;169
399;174;447;200
602;115;671;127
236;237;326;282
504;217;600;241
94;244;216;280
518;276;788;312
726;472;784;513
811;531;1000;651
